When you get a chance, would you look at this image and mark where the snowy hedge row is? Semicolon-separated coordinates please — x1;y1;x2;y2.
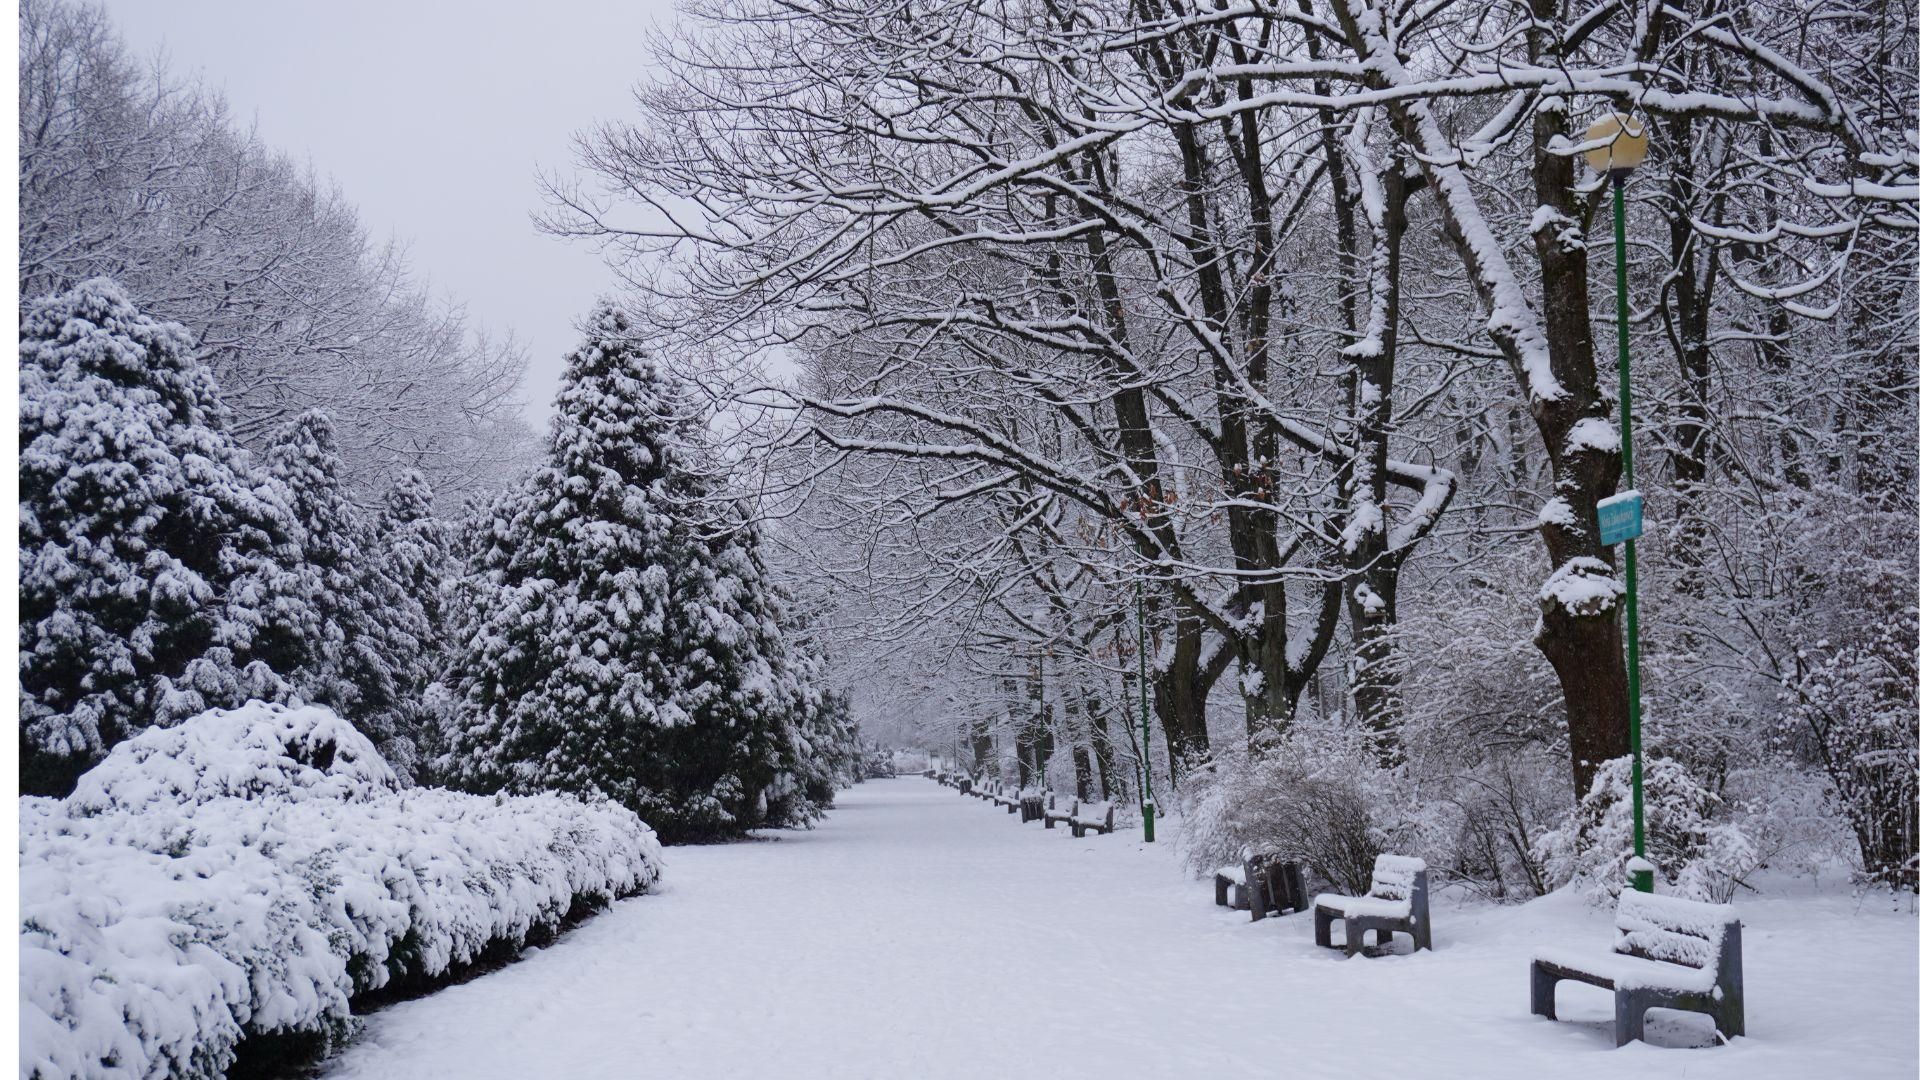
20;703;664;1080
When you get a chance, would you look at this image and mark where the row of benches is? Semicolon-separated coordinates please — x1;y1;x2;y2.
932;769;1747;1049
932;771;1118;838
1215;851;1746;1048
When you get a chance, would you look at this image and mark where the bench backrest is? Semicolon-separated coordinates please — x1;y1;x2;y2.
1368;854;1427;901
1612;891;1738;972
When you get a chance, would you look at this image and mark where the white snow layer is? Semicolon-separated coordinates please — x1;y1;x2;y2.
322;781;1917;1080
19;702;663;1080
1540;556;1626;616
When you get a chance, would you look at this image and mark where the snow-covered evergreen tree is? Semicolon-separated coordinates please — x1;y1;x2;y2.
442;304;833;841
19;278;313;794
265;410;430;772
370;469;458;781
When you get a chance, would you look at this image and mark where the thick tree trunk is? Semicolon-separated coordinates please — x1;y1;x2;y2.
1342;156;1412;766
1087;693;1117;801
1153;613;1212;775
1072;745;1094;802
1527;87;1633;798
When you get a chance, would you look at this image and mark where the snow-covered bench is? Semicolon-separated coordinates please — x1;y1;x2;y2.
1018;789;1046;823
1530;890;1744;1047
988;782;1022;813
1042;794;1076;829
1069;801;1116;838
1313;854;1431;955
1214;853;1308;921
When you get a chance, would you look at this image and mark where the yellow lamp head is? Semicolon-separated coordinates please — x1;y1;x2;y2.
1584;113;1649;174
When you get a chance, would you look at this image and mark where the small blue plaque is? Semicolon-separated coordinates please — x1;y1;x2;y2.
1597;490;1644;545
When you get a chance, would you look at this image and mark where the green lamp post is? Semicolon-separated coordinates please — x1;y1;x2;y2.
1585;112;1654;895
1137;580;1156;843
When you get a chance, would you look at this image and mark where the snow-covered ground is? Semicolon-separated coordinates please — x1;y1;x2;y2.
323;778;1917;1079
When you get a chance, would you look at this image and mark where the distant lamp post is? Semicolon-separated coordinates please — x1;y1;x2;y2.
1585;112;1653;895
1137;580;1156;844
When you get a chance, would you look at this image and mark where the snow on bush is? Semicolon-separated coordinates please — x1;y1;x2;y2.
66;702;398;813
1180;730;1413;896
20;701;663;1080
1535;753;1759;903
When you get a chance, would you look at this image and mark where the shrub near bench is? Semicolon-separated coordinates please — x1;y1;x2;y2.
1530;890;1744;1047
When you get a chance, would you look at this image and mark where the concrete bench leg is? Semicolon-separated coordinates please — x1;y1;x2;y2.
1530;964;1558;1020
1614;991;1648;1047
1214;876;1231;907
1313;907;1335;949
1247;865;1268;922
1718;997;1745;1040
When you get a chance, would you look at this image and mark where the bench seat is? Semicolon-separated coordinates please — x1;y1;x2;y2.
1532;946;1718;994
1313;893;1411;921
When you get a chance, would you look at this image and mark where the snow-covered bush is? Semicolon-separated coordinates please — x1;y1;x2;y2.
19;701;663;1080
1441;748;1568;902
1776;561;1918;888
1536;754;1760;902
1181;733;1401;895
67;702;397;813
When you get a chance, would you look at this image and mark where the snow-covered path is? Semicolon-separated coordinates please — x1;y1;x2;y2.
323;779;1916;1079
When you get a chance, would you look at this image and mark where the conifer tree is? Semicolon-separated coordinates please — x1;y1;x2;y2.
442;304;834;840
19;279;312;793
370;469;456;780
265;410;429;771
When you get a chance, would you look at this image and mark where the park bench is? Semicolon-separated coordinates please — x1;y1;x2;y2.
1069;801;1116;837
1214;852;1309;921
989;783;1022;813
1019;790;1046;823
1530;890;1744;1047
1313;854;1431;956
957;776;972;795
1042;794;1077;829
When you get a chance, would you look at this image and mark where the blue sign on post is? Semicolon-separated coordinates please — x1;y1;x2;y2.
1597;489;1644;546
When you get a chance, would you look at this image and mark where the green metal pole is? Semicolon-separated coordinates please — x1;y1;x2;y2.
1614;172;1652;895
1137;580;1155;843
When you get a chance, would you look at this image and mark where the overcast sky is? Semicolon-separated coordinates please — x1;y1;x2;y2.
100;0;681;429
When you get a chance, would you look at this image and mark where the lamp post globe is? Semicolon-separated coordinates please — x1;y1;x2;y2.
1585;112;1649;175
